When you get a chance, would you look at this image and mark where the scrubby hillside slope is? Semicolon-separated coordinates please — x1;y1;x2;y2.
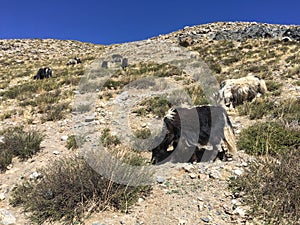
0;22;299;225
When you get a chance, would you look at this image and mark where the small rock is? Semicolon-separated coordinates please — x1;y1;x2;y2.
178;219;187;224
156;176;165;184
29;172;42;180
216;210;222;215
138;197;144;203
241;162;248;167
53;151;60;155
85;115;95;122
92;222;104;225
141;123;147;128
199;173;209;181
0;209;16;225
200;217;210;223
223;204;232;215
189;173;197;179
61;135;68;141
6;164;12;170
197;197;203;201
233;207;246;217
209;170;222;179
231;199;238;205
15;59;24;64
183;164;194;173
190;51;200;59
233;169;243;176
0;193;5;201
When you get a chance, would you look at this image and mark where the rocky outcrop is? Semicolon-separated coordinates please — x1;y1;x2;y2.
155;22;300;46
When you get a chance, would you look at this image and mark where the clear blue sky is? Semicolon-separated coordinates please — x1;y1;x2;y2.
1;0;300;45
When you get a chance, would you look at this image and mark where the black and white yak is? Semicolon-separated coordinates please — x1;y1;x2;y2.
67;57;81;65
219;75;267;108
151;105;237;164
33;67;52;79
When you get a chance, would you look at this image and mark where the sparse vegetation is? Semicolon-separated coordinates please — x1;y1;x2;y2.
100;128;121;147
0;126;44;171
238;97;300;121
11;157;151;224
65;135;85;150
230;147;300;224
237;98;274;120
192;38;300;81
238;121;300;156
265;80;283;96
41;101;71;123
134;96;172;118
134;128;151;139
1;27;300;225
185;85;209;105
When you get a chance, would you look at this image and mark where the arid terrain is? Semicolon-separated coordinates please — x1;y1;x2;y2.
0;22;299;225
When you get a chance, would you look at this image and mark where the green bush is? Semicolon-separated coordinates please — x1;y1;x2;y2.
238;98;299;121
272;98;300;123
41;102;70;122
1;126;44;160
65;135;85;150
139;97;172;118
237;98;274;120
100;128;121;147
11;157;151;224
186;85;209;106
209;62;222;74
134;128;151;139
0;148;13;171
238;121;300;156
265;80;283;96
230;147;300;224
0;127;44;171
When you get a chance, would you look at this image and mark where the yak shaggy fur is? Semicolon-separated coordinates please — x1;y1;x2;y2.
219;75;267;108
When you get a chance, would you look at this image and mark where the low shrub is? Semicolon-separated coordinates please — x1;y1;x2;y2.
134;128;151;139
238;98;299;121
65;135;85;150
237;98;274;120
100;128;121;147
1;126;44;160
41;102;70;122
238;121;300;156
11;157;151;224
0;126;44;171
0;148;13;171
185;85;209;105
230;147;300;224
265;80;283;96
139;97;172;118
272;98;300;123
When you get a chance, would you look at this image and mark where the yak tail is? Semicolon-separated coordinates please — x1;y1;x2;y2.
223;114;237;157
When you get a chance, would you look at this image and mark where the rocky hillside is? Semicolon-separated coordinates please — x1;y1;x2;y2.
0;22;299;225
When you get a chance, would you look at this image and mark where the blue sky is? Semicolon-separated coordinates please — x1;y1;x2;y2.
1;0;300;45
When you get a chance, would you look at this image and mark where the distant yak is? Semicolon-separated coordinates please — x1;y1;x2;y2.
101;54;128;70
33;67;52;79
67;57;81;65
218;75;267;108
151;105;237;164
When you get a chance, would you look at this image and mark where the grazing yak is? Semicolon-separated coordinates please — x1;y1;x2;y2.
67;57;81;65
151;105;237;164
219;75;267;108
33;67;52;79
101;55;128;70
